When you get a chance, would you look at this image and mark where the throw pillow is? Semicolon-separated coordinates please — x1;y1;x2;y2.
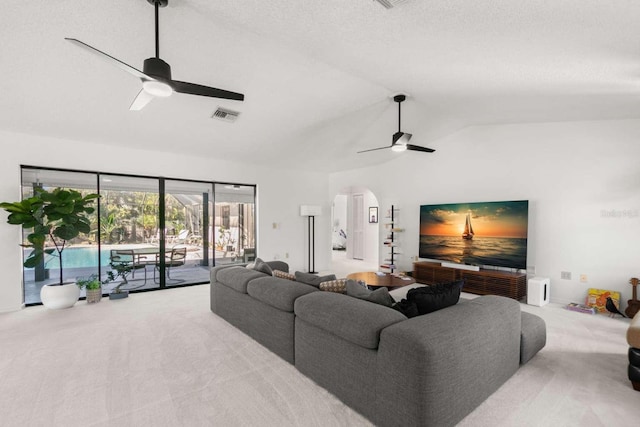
393;299;420;318
294;271;337;288
273;269;296;281
319;278;347;293
407;279;463;315
246;257;273;275
345;279;395;307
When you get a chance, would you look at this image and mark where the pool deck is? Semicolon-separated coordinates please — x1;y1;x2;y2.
23;244;245;304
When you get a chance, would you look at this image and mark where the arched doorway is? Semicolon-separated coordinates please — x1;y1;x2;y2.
330;187;379;277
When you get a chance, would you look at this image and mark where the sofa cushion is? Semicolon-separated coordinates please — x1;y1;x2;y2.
346;279;395;307
247;276;318;312
247;257;273;275
295;292;406;349
319;278;347;293
407;280;463;315
216;266;267;294
295;271;337;287
273;269;296;281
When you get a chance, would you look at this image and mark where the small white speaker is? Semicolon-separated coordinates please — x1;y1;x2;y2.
527;277;550;306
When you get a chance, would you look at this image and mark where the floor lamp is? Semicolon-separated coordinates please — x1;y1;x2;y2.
300;205;322;274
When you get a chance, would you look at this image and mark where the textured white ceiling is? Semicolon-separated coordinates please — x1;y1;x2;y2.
2;0;640;172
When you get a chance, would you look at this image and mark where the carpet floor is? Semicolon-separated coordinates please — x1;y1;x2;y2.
0;284;638;426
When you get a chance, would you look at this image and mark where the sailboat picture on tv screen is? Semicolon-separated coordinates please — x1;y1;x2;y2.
419;200;528;270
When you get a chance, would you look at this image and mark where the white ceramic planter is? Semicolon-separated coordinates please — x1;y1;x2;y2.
40;283;80;309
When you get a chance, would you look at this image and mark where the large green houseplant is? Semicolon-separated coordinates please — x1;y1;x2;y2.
0;187;99;309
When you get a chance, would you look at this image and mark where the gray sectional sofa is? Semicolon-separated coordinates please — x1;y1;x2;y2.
210;262;547;427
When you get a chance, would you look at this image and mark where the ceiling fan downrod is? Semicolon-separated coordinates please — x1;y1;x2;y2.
394;94;405;132
148;0;168;58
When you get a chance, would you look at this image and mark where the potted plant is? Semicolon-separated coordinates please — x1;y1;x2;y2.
76;274;102;304
0;187;99;309
103;260;134;300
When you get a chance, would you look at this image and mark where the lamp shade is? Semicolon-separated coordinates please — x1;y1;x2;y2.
300;205;322;216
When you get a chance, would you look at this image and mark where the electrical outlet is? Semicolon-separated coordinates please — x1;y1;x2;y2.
561;271;571;280
285;252;289;258
580;274;588;283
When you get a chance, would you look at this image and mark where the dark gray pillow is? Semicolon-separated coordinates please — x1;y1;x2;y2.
246;257;273;275
294;271;337;287
345;279;395;307
406;279;463;315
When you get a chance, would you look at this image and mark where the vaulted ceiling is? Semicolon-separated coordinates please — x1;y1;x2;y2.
3;0;640;172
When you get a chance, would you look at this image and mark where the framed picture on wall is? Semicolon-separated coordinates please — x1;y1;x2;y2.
369;207;378;223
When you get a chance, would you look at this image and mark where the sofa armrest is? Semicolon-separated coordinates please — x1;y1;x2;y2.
210;264;242;284
266;260;289;273
375;295;522;427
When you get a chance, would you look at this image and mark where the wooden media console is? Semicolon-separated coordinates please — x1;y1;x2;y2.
413;261;527;301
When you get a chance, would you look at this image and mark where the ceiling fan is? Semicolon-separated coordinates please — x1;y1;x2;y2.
65;0;244;111
358;94;435;154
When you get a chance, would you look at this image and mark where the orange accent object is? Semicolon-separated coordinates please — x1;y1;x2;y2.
586;288;621;313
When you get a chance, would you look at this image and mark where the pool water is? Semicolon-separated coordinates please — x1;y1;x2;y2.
25;246;125;269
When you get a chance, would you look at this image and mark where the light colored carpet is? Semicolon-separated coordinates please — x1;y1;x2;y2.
0;285;638;427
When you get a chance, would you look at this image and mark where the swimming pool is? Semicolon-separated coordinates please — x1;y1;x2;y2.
24;246;148;269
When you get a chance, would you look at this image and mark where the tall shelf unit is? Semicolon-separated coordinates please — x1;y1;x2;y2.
381;205;402;273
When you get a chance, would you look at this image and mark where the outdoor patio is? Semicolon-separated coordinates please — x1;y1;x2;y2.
23;244;246;305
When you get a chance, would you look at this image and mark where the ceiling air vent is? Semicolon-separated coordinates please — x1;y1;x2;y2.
211;107;240;123
373;0;413;9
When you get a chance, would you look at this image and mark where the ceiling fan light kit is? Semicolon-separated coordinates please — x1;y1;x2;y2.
391;143;407;152
358;94;435;154
65;0;244;111
142;80;172;97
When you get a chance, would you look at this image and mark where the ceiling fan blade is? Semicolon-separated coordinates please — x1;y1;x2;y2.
129;88;155;111
357;146;392;154
406;144;436;153
171;80;244;101
65;38;150;80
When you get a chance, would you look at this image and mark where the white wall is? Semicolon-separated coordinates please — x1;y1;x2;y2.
329;119;640;309
0;130;330;312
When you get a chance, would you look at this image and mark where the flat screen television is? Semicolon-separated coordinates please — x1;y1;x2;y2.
419;200;529;270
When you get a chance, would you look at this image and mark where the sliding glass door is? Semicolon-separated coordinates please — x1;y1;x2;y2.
18;167;256;305
214;184;256;265
99;174;160;293
163;180;214;286
20;168;99;304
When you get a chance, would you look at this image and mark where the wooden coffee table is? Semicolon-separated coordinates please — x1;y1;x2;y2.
346;271;416;289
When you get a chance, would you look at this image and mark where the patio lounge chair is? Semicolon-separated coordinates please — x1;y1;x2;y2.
146;230;161;244
168;229;190;245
